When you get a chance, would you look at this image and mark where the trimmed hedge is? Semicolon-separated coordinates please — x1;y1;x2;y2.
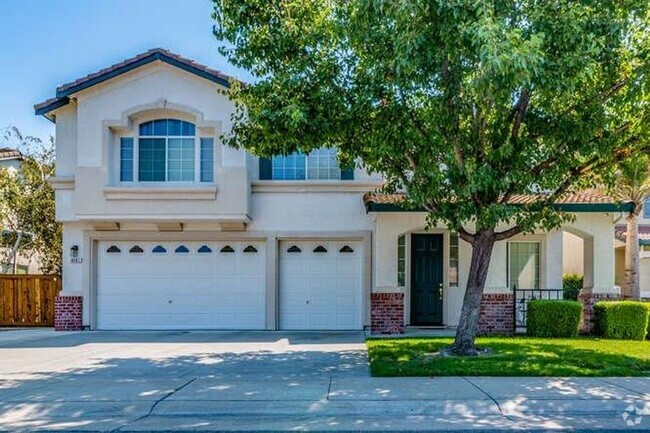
527;300;583;338
562;274;583;301
594;301;650;341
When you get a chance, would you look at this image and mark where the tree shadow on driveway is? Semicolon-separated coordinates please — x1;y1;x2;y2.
0;331;369;430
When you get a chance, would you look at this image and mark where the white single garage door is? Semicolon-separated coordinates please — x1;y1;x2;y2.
279;240;363;330
97;241;266;330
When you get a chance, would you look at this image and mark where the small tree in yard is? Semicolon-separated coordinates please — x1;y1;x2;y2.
0;127;61;274
612;155;650;300
213;1;649;355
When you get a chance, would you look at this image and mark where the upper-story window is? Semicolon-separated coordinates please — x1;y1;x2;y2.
119;119;214;183
259;147;354;180
644;197;650;219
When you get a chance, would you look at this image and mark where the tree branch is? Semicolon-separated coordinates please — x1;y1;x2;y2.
457;225;475;244
493;225;522;241
509;89;531;141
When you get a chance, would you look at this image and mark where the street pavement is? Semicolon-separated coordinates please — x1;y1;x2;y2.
0;329;647;431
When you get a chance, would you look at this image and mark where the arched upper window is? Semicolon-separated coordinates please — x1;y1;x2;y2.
118;118;214;184
139;119;195;137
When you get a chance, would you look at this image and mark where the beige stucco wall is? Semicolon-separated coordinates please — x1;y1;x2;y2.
373;211;617;326
50;61;381;328
49;57;624;329
641;257;650;296
52;62;252;223
563;232;585;275
614;247;625;288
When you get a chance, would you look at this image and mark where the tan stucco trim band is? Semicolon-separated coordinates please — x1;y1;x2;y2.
103;186;218;200
252;180;384;193
49;176;75;190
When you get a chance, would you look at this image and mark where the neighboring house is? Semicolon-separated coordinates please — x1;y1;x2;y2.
614;197;650;298
0;147;23;172
0;148;41;274
35;48;631;332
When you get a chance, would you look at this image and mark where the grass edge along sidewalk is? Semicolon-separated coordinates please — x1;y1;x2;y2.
367;336;650;377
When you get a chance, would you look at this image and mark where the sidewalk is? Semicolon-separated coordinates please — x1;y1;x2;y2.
121;376;650;431
0;327;78;344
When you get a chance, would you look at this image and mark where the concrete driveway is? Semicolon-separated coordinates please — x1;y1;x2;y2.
0;329;648;431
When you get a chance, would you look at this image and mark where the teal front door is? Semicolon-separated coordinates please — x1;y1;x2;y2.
410;234;443;325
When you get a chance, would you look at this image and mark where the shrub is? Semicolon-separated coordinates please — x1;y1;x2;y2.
562;274;583;301
527;300;583;338
594;301;650;341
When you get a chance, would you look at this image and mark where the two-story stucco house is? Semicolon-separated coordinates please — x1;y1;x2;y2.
35;49;632;333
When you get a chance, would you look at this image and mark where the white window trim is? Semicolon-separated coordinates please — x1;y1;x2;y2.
116;122;216;186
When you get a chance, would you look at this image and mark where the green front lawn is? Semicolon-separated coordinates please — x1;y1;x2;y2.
367;337;650;377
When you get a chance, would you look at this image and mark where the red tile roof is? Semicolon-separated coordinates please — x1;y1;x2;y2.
364;190;632;212
57;48;234;95
0;148;23;160
615;224;650;245
35;48;238;115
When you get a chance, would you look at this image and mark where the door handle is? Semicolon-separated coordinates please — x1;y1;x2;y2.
438;284;443;301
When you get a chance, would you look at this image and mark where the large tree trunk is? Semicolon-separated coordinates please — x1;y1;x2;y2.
450;230;496;356
624;212;640;299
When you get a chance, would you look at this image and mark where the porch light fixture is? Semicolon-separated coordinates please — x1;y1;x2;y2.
70;245;79;258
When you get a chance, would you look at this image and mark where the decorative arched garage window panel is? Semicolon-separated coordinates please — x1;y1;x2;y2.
287;245;301;253
129;245;144;254
220;245;235;253
339;245;354;253
106;245;121;254
197;245;212;253
175;245;190;253
152;245;167;253
313;245;328;253
243;245;258;253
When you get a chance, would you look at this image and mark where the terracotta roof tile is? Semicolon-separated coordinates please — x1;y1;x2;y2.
56;48;234;95
0;148;23;160
35;48;239;115
615;224;650;244
364;190;630;208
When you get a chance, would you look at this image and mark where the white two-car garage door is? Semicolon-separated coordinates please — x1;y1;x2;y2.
97;241;266;330
279;240;363;330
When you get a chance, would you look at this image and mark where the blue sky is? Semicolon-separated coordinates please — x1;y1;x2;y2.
0;0;247;143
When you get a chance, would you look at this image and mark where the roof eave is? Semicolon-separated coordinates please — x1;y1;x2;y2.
365;202;635;213
34;97;70;121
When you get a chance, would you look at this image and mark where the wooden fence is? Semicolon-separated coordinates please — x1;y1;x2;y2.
0;275;61;326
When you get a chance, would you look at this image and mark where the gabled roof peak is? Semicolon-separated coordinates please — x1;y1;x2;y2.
35;48;238;120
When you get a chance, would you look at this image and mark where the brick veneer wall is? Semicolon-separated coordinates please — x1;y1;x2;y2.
478;293;514;335
371;293;405;334
578;292;620;334
54;296;83;331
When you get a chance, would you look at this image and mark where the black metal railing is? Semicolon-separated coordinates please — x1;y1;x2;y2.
513;287;565;332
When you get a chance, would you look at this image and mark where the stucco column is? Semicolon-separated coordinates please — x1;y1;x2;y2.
582;237;595;291
590;231;616;294
545;230;563;289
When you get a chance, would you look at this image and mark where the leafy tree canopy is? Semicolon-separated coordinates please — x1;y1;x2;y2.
214;0;648;236
0;127;61;274
213;0;649;353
